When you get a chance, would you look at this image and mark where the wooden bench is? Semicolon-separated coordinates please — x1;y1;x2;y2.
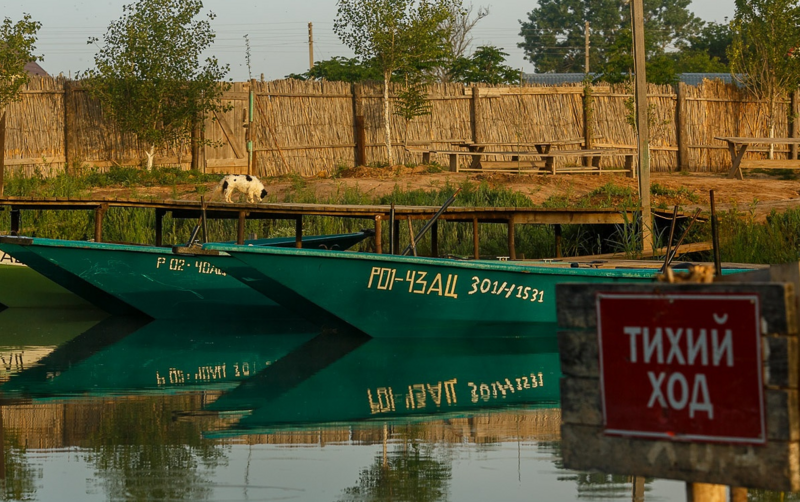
715;136;800;179
428;149;634;176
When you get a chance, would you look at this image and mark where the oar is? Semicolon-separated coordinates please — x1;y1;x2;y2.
664;208;702;268
660;205;679;273
401;188;461;256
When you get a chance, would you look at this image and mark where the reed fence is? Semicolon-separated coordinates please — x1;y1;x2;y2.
2;76;798;178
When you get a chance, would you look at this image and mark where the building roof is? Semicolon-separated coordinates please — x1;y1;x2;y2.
24;61;49;77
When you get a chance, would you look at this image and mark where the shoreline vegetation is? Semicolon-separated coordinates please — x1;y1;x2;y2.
0;166;798;264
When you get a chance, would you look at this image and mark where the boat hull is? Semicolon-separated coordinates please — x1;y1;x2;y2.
0;232;372;319
210;246;659;338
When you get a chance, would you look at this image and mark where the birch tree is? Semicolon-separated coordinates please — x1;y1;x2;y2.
82;0;229;170
334;0;454;166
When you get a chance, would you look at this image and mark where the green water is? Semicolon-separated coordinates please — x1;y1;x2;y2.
0;309;716;501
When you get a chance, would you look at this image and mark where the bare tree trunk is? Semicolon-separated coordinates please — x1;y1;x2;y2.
383;72;393;167
145;145;156;170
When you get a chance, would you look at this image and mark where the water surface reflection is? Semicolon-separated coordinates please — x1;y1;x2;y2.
0;310;689;501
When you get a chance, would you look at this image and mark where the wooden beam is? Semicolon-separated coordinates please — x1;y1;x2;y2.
9;209;19;236
155;208;165;246
237;210;246;244
94;204;107;243
0;111;5;198
473;217;479;259
631;0;652;251
431;220;438;257
677;82;689;171
374;215;382;254
295;216;303;248
507;216;516;260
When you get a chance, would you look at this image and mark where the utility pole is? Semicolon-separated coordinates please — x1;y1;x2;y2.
584;21;590;74
308;22;314;73
631;0;652;251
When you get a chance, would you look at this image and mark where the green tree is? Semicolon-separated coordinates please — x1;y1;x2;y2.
687;22;732;66
518;0;702;74
286;56;383;82
334;0;455;166
449;45;520;84
0;14;42;111
728;0;800;150
81;0;229;170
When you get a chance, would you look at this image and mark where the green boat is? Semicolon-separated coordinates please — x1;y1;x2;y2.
2;317;320;397
203;245;662;338
206;333;560;434
0;231;373;319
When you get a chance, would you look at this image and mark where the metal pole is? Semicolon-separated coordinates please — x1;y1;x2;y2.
201;196;208;244
406;219;417;257
666;209;702;267
710;190;722;276
631;0;652;251
660;205;679;272
401;188;460;256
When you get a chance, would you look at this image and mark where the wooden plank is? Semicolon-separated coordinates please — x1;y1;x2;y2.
570;241;713;260
206;158;249;169
561;423;800;492
2;156;67;167
740;159;800;169
480;161;541;170
714;137;800;145
556;283;797;335
212;109;245;159
559;330;799;389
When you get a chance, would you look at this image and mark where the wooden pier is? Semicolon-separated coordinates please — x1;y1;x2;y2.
0;196;645;259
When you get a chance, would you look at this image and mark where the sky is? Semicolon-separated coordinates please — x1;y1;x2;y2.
1;0;737;82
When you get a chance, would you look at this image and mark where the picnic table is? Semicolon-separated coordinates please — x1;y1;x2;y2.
428;145;633;176
715;136;800;180
452;139;586;170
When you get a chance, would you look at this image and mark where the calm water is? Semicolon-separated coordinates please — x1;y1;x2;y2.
0;307;692;502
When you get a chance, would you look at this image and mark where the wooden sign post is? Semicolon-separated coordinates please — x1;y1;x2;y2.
557;281;799;493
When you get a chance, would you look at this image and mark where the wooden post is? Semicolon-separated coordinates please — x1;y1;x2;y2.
64;81;74;171
431;220;439;257
686;483;726;502
471;86;481;144
374;215;382;254
9;209;19;236
631;476;645;502
393;219;401;254
155;208;165;246
0;111;5;198
353;84;366;167
507;216;516;260
237;210;246;245
677;82;689;171
791;90;799;160
248;79;256;176
308;22;314;72
295;216;303;248
730;487;748;502
631;0;652;252
473;217;479;259
554;224;562;258
94;204;107;243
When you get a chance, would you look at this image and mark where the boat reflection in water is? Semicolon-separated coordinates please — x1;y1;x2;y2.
0;313;682;502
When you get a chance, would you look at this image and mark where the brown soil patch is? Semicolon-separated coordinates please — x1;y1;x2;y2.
85;169;800;220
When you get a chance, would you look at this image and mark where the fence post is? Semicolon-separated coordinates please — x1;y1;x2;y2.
677;82;689;171
0;111;5;198
470;86;481;143
248;78;256;175
64;81;75;172
791;89;799;160
353;83;366;167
